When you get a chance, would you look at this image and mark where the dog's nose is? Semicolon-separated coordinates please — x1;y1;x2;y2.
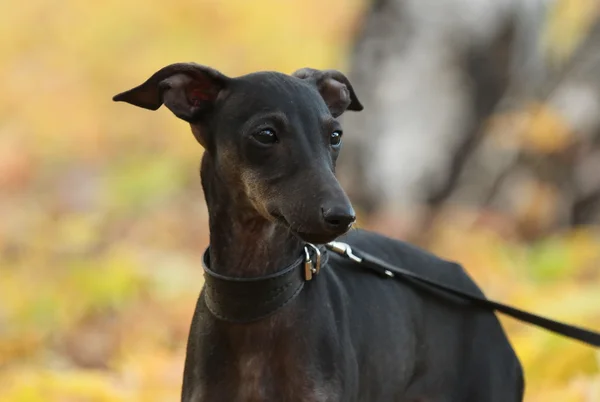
322;206;356;230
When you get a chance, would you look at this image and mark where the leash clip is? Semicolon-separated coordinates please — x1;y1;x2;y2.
304;243;321;281
326;241;363;264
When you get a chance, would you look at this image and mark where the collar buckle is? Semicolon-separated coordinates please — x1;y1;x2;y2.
304;243;321;281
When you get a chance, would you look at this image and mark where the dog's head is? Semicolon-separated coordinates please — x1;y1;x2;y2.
113;63;363;244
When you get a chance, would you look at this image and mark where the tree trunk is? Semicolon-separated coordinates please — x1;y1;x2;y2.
340;0;600;241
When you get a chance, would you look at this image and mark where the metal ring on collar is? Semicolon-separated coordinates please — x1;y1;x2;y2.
303;243;321;281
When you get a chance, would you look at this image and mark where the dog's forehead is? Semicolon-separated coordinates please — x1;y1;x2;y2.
224;71;328;114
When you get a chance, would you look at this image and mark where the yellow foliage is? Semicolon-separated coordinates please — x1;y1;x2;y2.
522;103;576;153
543;0;599;65
0;370;128;402
490;103;575;154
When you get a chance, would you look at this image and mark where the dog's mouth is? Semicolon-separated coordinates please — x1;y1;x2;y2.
270;212;348;245
293;231;344;245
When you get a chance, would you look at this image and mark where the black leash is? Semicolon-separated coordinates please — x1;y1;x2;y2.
326;241;600;348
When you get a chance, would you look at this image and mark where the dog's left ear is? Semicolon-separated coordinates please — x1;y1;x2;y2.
292;68;363;117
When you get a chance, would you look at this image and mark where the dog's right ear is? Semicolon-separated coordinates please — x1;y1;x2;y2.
113;63;229;147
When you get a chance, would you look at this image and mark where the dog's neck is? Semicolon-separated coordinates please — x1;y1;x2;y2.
200;154;304;277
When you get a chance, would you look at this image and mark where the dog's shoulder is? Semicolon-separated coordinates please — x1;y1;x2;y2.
337;229;485;296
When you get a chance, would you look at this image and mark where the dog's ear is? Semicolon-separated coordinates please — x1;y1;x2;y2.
292;68;363;117
113;63;229;146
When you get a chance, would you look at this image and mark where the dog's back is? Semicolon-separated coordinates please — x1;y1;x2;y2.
326;229;524;401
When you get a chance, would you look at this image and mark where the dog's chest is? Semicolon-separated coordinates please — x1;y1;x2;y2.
191;314;342;402
233;351;338;402
188;348;340;402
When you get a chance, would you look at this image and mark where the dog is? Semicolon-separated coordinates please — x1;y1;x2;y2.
113;63;524;402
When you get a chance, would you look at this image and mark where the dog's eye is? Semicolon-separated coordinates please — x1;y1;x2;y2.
330;130;343;147
252;128;278;145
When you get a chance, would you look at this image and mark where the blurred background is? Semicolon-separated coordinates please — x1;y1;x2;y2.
1;0;599;400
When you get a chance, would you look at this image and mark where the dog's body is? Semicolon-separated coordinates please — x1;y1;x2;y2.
114;64;524;401
182;229;523;402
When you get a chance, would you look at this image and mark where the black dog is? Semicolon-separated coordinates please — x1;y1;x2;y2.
114;63;524;402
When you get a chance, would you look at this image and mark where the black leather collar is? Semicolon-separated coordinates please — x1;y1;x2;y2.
201;246;329;323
